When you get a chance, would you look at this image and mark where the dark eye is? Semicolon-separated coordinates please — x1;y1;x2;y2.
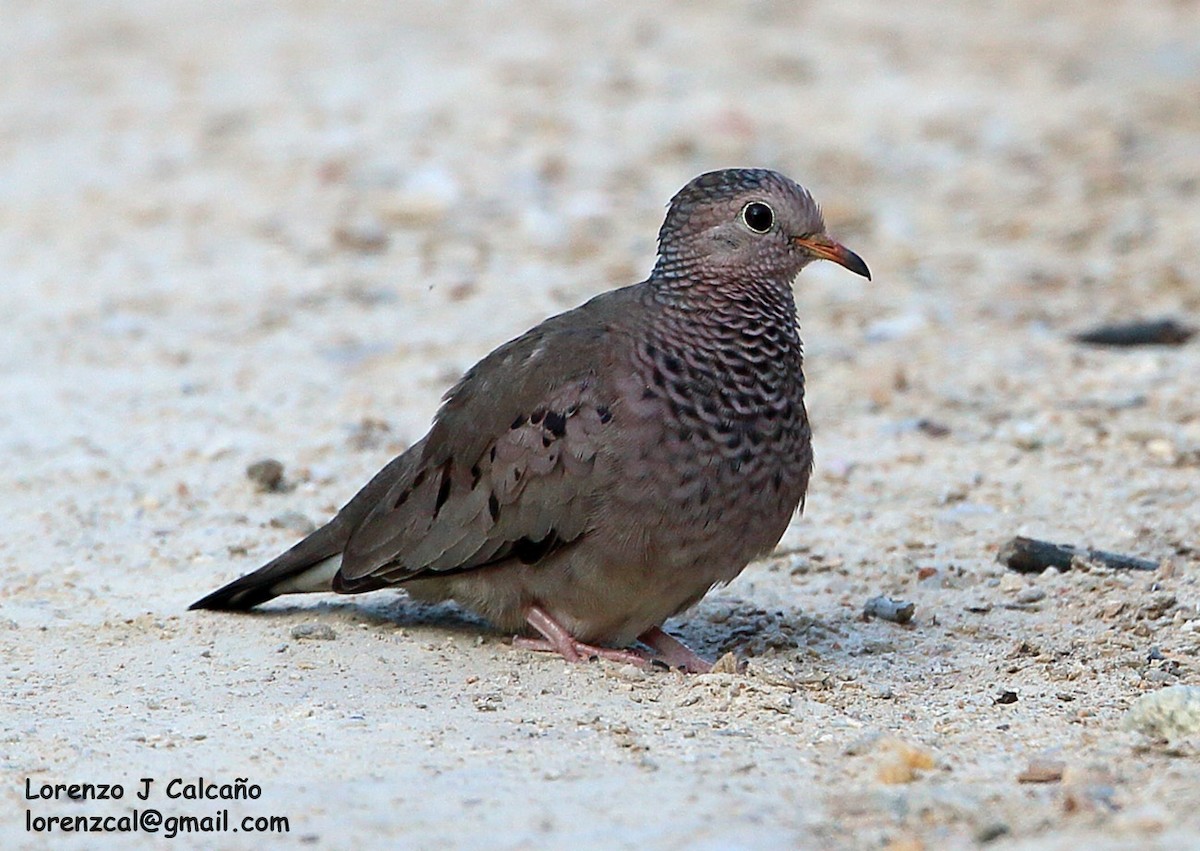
741;202;774;233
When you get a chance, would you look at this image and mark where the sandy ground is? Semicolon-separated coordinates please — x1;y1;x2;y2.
3;1;1200;848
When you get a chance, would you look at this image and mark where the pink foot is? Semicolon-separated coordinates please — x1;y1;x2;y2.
516;606;650;666
637;626;713;673
516;607;712;673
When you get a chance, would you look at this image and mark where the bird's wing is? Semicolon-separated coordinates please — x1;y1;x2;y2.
336;289;636;588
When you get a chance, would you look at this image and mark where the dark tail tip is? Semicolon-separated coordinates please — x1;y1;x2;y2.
188;591;233;611
190;517;347;613
189;576;280;612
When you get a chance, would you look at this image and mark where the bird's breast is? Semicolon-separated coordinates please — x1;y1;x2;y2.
602;332;812;578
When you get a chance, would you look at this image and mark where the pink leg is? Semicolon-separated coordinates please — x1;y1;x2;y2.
516;605;650;667
515;607;713;673
637;626;713;673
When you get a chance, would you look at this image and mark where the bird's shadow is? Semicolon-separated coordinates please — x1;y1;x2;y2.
219;593;496;640
203;591;850;665
683;596;839;657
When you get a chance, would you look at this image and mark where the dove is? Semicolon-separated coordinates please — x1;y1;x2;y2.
191;168;870;672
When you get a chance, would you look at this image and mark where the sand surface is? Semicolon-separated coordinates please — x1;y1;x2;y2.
3;1;1200;848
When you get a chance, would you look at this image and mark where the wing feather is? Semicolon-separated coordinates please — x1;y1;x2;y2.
334;287;639;587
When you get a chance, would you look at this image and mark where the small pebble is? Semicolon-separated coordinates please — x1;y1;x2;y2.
998;573;1025;593
291;623;338;641
916;418;951;438
709;652;741;674
975;823;1010;844
863;595;916;624
382;165;461;225
995;689;1019;705
843;732;882;756
247;459;286;492
1073;317;1196;347
1124;685;1200;742
270;511;317;535
874;737;935;784
1017;758;1065;783
868;684;894;700
1015;587;1046;605
333;218;389;254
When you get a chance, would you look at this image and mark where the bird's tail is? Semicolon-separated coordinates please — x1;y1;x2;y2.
188;521;347;611
191;449;421;611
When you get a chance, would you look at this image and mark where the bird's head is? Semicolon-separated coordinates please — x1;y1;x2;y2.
655;168;870;285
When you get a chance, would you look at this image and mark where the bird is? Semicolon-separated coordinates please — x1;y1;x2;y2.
190;168;870;672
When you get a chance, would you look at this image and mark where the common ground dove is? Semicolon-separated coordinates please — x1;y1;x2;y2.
191;168;870;672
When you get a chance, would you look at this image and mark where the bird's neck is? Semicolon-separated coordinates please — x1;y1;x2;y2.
644;269;805;378
649;267;800;332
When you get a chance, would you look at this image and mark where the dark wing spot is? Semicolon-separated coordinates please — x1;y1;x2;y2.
433;462;453;518
511;414;527;430
543;411;567;438
392;488;411;510
529;409;546;425
773;470;784;491
413;469;427;488
662;353;682;374
487;492;500;521
597;406;612;424
512;532;561;564
470;463;482;488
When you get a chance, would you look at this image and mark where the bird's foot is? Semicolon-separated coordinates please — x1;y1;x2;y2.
517;606;651;666
513;636;652;667
636;626;713;674
517;606;712;673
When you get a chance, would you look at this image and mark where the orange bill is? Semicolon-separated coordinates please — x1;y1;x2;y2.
794;234;871;280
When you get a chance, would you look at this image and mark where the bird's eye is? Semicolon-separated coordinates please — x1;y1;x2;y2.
741;202;774;233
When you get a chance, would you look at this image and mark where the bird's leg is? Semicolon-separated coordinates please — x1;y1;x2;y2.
637;626;713;673
516;605;650;667
516;607;713;673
